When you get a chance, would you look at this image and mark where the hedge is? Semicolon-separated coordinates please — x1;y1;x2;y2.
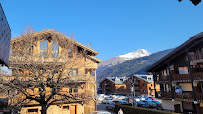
115;104;180;114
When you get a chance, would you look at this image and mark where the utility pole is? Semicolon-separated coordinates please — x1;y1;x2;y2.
131;78;135;106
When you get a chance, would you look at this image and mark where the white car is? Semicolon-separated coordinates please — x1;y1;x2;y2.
91;111;111;114
102;97;112;104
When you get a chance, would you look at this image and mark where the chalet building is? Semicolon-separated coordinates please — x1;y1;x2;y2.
100;77;127;95
0;3;11;66
2;29;101;114
125;75;160;96
146;33;203;113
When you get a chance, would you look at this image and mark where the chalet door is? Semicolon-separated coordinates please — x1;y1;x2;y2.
70;105;77;114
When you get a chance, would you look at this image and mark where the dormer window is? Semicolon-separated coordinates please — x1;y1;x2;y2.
40;40;48;57
40;40;48;50
51;42;59;57
39;40;59;57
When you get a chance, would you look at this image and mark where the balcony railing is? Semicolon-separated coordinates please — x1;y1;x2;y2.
9;56;66;64
9;92;86;105
157;91;172;99
174;91;193;101
156;75;170;82
172;74;190;82
134;87;140;90
171;73;203;82
193;73;203;81
196;92;203;102
189;51;203;62
158;91;203;102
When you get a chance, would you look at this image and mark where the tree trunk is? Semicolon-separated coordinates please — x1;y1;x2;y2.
41;103;47;114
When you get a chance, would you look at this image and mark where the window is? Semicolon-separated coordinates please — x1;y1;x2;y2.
51;42;59;57
178;66;188;74
69;87;78;93
52;52;58;57
91;70;95;76
27;108;38;114
51;42;59;51
143;84;145;87
68;68;78;76
120;79;123;81
62;105;69;111
40;40;48;50
143;90;146;93
148;78;151;80
68;49;73;58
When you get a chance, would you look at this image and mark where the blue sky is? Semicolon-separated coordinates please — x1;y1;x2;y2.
1;0;203;61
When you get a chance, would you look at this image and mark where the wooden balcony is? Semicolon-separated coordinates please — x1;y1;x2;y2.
9;92;86;106
193;73;203;82
157;91;172;99
174;91;193;101
156;75;170;82
172;74;190;82
134;87;140;90
157;91;203;102
196;92;203;102
171;73;203;82
2;74;90;84
189;51;203;63
9;56;66;64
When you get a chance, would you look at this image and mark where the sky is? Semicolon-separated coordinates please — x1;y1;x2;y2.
1;0;203;61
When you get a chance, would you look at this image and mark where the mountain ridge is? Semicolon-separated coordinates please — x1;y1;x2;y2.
97;48;174;83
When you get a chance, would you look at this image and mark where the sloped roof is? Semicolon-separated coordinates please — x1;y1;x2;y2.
146;32;203;72
105;76;127;84
11;29;99;56
133;75;153;83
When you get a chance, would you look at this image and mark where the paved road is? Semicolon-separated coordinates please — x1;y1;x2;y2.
97;103;116;114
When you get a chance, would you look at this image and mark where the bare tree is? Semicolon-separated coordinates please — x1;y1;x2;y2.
0;26;97;114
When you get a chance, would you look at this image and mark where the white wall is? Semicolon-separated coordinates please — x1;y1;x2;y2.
179;83;192;91
162;100;182;111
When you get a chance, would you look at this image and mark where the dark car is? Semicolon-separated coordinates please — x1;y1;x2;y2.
136;101;149;108
151;100;162;108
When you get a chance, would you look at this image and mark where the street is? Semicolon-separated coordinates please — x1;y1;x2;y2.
97;103;116;114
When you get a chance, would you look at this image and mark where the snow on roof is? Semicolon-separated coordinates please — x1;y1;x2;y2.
106;76;127;84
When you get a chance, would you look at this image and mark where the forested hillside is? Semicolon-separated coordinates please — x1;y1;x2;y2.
97;48;174;83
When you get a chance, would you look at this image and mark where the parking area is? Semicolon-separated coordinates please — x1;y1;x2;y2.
97;103;116;114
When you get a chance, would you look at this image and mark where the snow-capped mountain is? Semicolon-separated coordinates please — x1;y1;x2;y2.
118;49;151;60
97;49;151;77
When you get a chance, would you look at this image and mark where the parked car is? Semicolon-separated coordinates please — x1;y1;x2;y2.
146;96;158;101
102;97;112;104
106;100;115;111
135;101;149;108
91;111;111;114
113;100;128;104
136;96;146;101
142;100;157;108
151;100;162;108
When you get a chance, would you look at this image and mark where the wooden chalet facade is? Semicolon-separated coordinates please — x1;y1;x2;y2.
125;75;160;96
146;33;203;113
100;77;127;95
2;29;101;114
